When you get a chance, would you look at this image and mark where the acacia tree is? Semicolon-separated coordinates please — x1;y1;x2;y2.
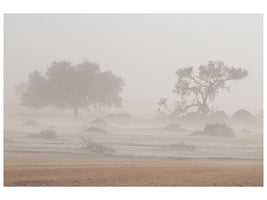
20;60;124;116
159;60;248;116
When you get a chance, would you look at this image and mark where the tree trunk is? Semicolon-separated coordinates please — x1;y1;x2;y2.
199;93;209;115
73;105;79;117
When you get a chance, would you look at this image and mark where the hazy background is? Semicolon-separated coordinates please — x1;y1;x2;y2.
4;14;263;116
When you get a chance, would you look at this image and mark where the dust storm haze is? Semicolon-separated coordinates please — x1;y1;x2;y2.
4;14;263;116
4;14;263;186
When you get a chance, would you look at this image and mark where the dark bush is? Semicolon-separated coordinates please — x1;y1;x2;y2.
39;129;58;139
81;137;115;153
168;140;196;151
191;123;235;137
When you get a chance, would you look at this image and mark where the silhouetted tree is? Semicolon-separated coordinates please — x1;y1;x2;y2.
159;60;248;116
20;60;124;116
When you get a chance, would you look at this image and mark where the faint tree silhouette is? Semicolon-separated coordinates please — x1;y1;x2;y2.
19;60;124;116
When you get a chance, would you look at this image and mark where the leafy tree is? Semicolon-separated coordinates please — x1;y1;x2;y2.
159;60;248;116
20;60;124;116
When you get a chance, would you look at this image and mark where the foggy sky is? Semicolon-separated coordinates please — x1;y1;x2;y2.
4;14;263;116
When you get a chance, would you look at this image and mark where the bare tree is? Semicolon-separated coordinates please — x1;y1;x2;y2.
19;60;125;116
159;60;248;116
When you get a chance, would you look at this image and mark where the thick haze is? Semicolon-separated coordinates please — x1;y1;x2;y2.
4;14;263;116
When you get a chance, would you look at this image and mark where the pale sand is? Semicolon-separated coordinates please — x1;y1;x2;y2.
4;152;263;186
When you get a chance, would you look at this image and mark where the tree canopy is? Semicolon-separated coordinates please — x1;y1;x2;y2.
20;60;125;116
159;60;248;116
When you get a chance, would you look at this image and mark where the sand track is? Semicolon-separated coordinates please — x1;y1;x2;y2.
4;152;263;186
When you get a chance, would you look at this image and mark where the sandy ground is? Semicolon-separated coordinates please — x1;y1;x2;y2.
4;152;263;186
